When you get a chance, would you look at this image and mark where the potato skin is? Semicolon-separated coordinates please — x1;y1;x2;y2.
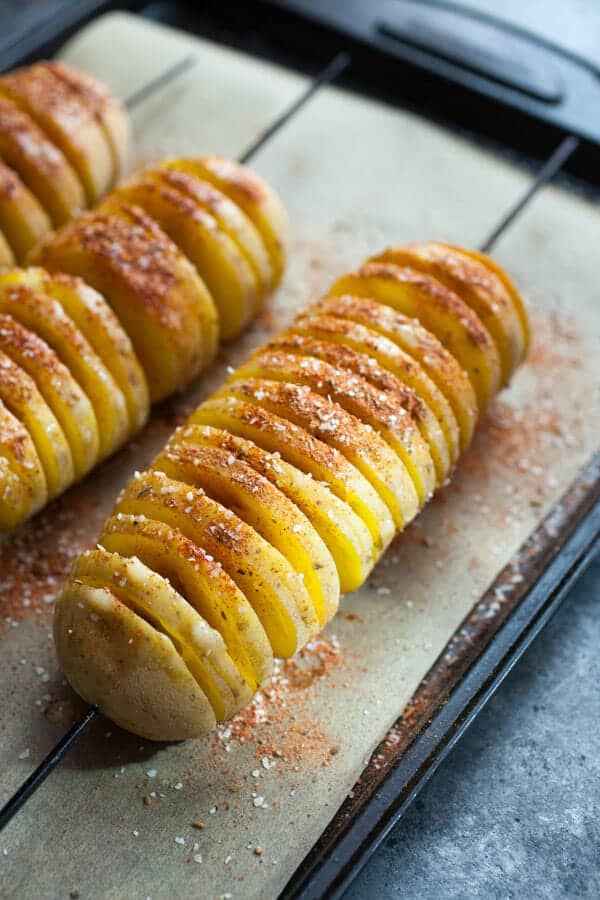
54;242;528;742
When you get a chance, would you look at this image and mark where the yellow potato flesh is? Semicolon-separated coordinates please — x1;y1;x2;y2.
72;549;247;722
156;164;272;301
112;174;257;341
176;422;372;594
151;448;321;640
160;156;288;288
54;580;216;741
191;395;394;560
309;294;478;450
115;470;315;658
220;377;420;529
0;278;127;460
0;398;46;529
161;431;340;626
0;347;73;498
264;329;452;486
0;95;85;225
0;159;52;261
100;512;272;691
0;65;113;204
0;227;14;266
0;454;23;531
33;202;218;402
288;315;459;468
9;267;149;437
372;242;526;385
0;313;98;479
329;265;501;411
47;61;131;188
460;246;531;354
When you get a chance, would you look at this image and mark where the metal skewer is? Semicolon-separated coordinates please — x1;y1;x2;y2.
123;55;198;110
479;134;580;253
0;48;352;834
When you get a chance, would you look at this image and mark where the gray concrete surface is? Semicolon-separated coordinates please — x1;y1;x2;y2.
347;555;600;899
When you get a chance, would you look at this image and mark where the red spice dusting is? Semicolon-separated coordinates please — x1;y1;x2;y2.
0;488;100;627
208;635;346;768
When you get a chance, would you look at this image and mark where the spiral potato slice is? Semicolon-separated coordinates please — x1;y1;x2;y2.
0;63;113;204
0;95;84;226
0;454;23;529
460;246;531;352
0;277;128;460
287;315;459;469
219;378;420;528
309;294;478;450
54;580;216;741
191;395;394;560
160;156;288;288
111;172;257;340
46;61;131;186
0;158;52;260
115;470;317;658
156;165;273;300
330;264;501;411
0;399;47;529
159;431;340;626
32;201;219;402
72;549;250;721
55;242;529;740
0;227;14;266
100;511;272;691
0;347;73;499
372;242;527;384
176;422;372;593
0;314;98;479
257;332;452;485
151;446;321;646
4;268;149;437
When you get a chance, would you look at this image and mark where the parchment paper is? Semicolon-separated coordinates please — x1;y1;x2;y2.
1;13;598;899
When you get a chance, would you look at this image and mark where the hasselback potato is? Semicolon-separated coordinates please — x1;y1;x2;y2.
0;157;288;530
0;60;131;256
54;241;529;740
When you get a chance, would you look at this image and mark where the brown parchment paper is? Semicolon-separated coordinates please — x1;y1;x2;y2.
1;12;599;899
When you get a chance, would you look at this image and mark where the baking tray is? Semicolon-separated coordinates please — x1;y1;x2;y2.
0;5;599;898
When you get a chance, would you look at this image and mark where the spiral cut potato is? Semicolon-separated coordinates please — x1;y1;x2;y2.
54;241;529;741
0;157;288;530
0;60;132;259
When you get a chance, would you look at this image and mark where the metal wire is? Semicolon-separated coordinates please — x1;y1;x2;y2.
238;51;351;164
479;134;580;253
0;48;352;835
0;705;99;831
123;55;197;110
